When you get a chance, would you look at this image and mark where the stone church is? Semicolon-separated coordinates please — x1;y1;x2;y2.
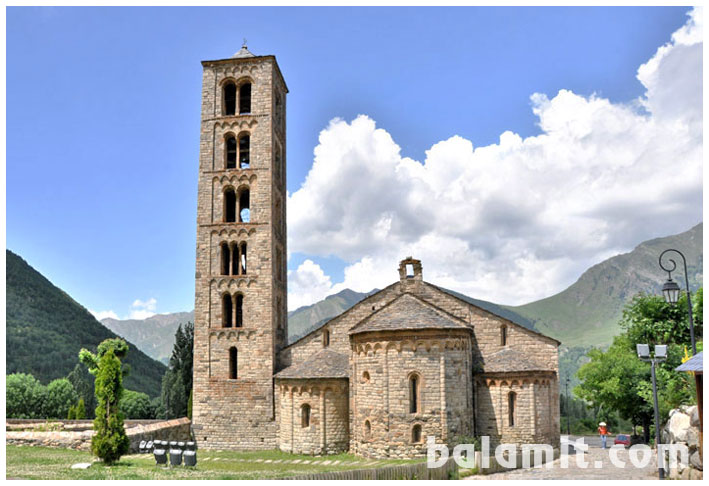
192;46;561;458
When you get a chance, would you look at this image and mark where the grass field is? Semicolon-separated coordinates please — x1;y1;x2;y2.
6;445;422;480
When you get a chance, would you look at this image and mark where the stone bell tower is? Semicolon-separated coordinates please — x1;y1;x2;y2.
192;44;288;450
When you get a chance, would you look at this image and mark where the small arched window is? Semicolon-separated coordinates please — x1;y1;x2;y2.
229;347;238;379
508;391;516;427
225;135;237;169
411;424;422;444
235;294;244;328
501;325;507;346
238;188;250;223
223;294;233;328
220;243;230;276
239;82;252;114
409;374;420;414
240;242;247;274
362;371;370;384
323;329;330;348
301;404;311;428
231;244;239;276
223;82;236;116
238;134;250;168
364;420;371;439
224;188;236;223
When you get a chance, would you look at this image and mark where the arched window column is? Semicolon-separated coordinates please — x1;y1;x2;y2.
222;294;233;328
238;188;250;223
235;294;244;328
224;188;237;223
223;82;236;116
239;82;252;114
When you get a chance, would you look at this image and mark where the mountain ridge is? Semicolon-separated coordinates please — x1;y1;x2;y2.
6;250;166;397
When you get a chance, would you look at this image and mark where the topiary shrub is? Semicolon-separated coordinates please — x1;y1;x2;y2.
80;339;131;464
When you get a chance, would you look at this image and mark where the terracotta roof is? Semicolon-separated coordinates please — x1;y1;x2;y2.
275;349;349;379
482;348;553;373
349;293;470;335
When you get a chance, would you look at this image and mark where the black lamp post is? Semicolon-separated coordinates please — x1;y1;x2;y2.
637;343;667;480
658;249;696;355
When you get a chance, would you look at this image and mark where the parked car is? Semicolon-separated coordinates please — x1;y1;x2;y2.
614;434;631;447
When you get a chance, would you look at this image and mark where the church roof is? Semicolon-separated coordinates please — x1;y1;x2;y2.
675;351;703;373
348;293;471;335
275;349;349;380
482;348;553;373
232;43;255;59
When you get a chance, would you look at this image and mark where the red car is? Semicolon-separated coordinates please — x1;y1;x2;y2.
614;434;631;447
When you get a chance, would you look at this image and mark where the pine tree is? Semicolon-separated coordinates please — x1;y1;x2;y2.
159;323;194;418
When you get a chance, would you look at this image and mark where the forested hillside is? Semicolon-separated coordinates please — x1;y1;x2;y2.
6;250;166;397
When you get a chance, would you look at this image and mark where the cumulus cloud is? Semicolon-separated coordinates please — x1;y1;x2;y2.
90;309;119;321
287;8;703;309
128;297;158;320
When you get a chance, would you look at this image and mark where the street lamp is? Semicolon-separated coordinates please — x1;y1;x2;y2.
637;343;667;480
659;249;696;355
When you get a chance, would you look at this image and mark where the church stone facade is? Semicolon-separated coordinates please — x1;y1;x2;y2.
192;48;561;458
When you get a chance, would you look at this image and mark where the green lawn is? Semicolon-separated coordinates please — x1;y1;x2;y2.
6;445;422;480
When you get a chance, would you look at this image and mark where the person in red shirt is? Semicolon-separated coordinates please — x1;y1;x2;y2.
598;422;610;449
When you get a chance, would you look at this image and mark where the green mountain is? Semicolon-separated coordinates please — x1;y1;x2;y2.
287;289;375;343
102;312;194;365
6;250;166;397
507;223;703;348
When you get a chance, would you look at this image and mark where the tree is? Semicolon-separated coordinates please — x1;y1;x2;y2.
576;289;702;442
67;363;96;418
119;390;154;419
80;339;130;464
6;373;46;419
43;378;78;419
159;323;194;418
75;397;87;419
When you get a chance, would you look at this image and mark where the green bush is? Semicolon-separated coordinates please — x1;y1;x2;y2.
6;373;46;419
44;378;78;419
120;390;154;419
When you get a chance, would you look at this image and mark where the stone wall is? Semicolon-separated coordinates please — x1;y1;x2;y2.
475;373;558;447
6;418;191;453
193;52;288;451
276;378;349;455
351;331;474;458
662;405;703;480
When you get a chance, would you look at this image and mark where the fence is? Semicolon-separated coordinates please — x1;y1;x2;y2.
286;457;458;480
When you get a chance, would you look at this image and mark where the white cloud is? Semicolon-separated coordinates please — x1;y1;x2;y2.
90;309;119;321
287;260;333;310
128;297;157;320
287;8;703;308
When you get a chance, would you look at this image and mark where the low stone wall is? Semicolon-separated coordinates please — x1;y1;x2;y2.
476;446;560;474
662;405;702;480
6;418;192;454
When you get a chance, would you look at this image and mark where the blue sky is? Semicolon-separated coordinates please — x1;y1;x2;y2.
7;7;701;318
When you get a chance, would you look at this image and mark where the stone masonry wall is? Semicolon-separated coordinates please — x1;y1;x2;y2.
193;54;287;450
351;331;473;458
277;379;349;455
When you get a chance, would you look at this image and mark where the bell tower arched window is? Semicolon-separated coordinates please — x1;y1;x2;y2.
220;243;230;276
235;294;244;328
238;134;250;168
224;188;236;223
240;242;247;274
225;135;237;169
223;294;233;328
238;188;250;223
229;347;238;379
223;82;236;116
239;82;251;114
